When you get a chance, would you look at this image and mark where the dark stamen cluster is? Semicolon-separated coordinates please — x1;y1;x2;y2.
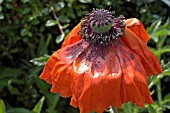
79;8;126;45
88;9;114;33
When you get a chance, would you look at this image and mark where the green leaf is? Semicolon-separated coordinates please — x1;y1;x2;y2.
37;36;48;56
45;34;52;48
127;102;133;113
162;70;170;76
147;19;162;42
0;6;2;12
161;60;170;76
20;28;32;37
55;34;65;44
0;67;22;79
153;20;162;33
7;108;31;113
161;0;170;7
46;94;60;113
0;13;4;20
145;104;156;113
45;20;58;27
35;78;49;95
79;0;92;3
54;1;65;11
151;103;163;113
157;35;166;49
133;104;139;113
162;93;170;105
149;70;170;89
162;60;170;70
58;15;70;23
32;96;45;113
0;0;3;4
161;18;170;29
7;81;22;95
149;47;157;54
22;8;30;15
62;24;69;29
121;102;134;113
149;74;163;89
155;48;170;56
21;0;29;3
147;20;160;33
0;100;5;113
30;55;50;66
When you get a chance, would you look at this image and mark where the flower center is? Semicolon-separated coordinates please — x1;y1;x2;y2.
79;8;126;45
88;9;114;33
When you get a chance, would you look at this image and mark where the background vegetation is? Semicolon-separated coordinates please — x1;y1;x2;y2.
0;0;170;113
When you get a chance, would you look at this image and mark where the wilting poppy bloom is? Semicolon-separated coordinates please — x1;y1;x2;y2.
40;8;162;113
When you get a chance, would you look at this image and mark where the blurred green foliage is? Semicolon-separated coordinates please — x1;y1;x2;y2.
0;0;170;113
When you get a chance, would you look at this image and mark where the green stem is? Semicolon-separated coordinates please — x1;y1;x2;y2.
112;106;118;113
156;80;163;113
106;106;118;113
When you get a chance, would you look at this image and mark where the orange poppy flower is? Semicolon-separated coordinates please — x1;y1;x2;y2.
40;8;162;113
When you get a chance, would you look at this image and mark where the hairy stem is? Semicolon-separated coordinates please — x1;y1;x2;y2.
48;1;65;38
156;80;163;113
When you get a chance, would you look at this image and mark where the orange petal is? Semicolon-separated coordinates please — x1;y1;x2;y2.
50;63;72;97
121;28;162;76
69;40;153;112
70;42;136;112
113;40;153;106
68;44;123;113
39;50;60;84
39;50;72;97
40;19;160;113
40;40;89;97
124;18;149;43
61;23;81;48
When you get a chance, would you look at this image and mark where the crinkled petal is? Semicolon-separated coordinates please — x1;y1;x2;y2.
40;19;162;113
61;23;81;48
121;28;162;75
40;38;154;112
70;43;122;113
68;40;152;113
39;50;60;84
124;18;149;43
40;23;81;83
40;40;89;98
113;40;153;106
40;50;73;97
